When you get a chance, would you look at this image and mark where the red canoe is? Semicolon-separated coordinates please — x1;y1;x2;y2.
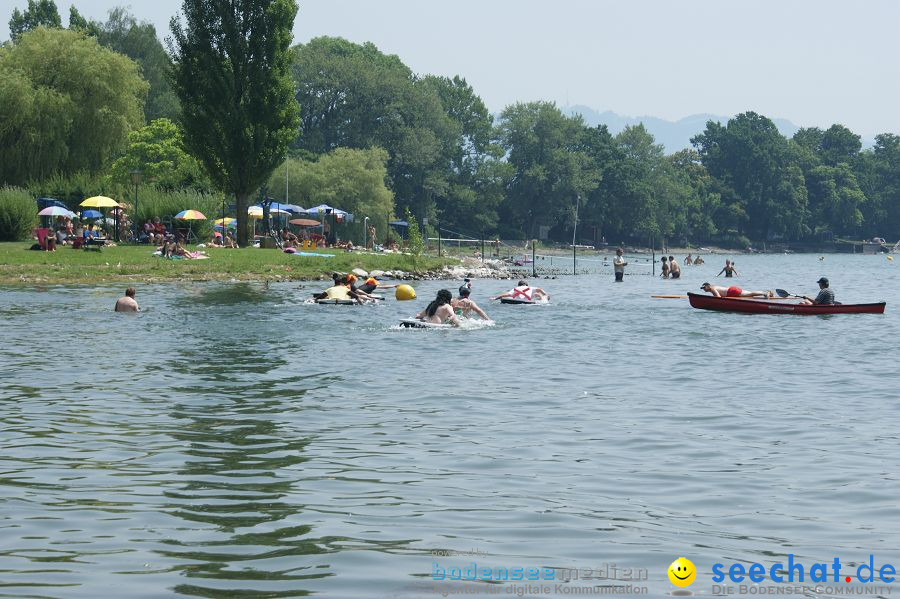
687;293;885;315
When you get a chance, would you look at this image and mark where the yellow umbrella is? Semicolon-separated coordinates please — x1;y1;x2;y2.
213;217;236;226
247;206;263;219
80;196;121;208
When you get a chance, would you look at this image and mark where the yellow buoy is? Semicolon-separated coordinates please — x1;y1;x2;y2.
888;255;894;261
395;284;416;301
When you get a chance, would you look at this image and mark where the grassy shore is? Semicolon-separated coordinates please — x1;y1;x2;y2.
0;242;457;285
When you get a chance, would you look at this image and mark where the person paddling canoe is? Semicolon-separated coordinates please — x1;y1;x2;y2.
799;277;835;305
700;282;773;298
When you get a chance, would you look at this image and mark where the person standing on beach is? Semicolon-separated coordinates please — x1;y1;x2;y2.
114;287;140;312
717;259;738;277
613;248;627;282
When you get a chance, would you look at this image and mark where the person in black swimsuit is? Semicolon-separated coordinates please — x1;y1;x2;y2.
717;259;738;277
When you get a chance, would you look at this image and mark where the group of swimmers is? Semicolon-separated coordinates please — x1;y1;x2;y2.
660;254;708;279
413;280;550;326
313;272;400;304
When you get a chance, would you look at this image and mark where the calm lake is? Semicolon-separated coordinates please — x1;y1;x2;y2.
1;253;898;598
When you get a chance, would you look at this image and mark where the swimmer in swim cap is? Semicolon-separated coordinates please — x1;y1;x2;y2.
451;285;491;321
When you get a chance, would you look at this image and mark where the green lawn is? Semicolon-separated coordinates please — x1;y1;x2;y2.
0;242;456;285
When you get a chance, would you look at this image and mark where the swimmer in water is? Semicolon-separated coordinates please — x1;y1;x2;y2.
451;285;491;320
415;289;460;325
490;280;549;302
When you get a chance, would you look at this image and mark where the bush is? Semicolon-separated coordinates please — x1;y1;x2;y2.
26;171;112;211
0;186;38;241
717;232;751;250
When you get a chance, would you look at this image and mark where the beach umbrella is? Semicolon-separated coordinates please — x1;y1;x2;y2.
289;218;322;227
174;210;207;242
213;217;236;226
305;204;348;217
79;197;121;239
80;196;121;208
81;209;103;219
174;209;207;220
38;206;76;218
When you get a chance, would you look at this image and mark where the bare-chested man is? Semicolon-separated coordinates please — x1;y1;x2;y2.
114;287;140;312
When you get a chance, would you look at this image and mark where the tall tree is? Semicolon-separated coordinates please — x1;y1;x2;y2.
169;0;301;246
109;118;208;191
497;101;600;238
0;27;146;185
8;0;61;41
290;37;459;225
692;112;808;241
100;8;179;121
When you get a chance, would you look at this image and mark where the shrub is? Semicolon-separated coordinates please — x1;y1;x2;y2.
0;186;38;241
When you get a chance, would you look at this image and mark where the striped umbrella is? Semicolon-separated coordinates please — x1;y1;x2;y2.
174;209;207;220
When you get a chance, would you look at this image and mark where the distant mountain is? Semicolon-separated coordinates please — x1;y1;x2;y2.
564;105;802;154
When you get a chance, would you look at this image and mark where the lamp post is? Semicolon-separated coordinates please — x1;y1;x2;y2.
129;169;142;242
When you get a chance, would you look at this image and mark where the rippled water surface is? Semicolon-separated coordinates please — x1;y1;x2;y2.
1;253;899;598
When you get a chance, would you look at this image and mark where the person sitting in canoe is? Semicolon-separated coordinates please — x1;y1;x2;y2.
799;277;835;305
452;285;491;321
700;282;773;298
415;289;459;326
490;280;549;302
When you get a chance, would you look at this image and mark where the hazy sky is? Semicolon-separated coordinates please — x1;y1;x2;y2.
3;0;899;136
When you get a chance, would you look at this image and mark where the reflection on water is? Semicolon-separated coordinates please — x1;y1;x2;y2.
1;254;899;597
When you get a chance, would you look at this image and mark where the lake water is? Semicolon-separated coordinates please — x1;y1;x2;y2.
1;253;898;598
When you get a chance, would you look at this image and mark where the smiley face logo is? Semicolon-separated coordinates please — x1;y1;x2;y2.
668;557;697;587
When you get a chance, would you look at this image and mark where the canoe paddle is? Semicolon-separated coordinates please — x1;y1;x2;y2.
775;288;810;301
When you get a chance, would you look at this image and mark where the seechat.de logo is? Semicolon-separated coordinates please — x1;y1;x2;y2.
668;557;697;587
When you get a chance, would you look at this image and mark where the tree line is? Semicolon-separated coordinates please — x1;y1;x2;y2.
3;0;899;246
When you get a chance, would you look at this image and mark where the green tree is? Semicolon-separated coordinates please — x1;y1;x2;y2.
819;124;862;167
667;149;721;242
290;37;459;226
0;28;146;185
497;101;600;238
405;207;425;257
268;147;395;238
692;112;808;241
68;6;100;37
8;0;61;41
857;134;900;238
169;0;301;247
99;8;179;121
806;164;865;236
109;119;208;191
419;75;506;234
